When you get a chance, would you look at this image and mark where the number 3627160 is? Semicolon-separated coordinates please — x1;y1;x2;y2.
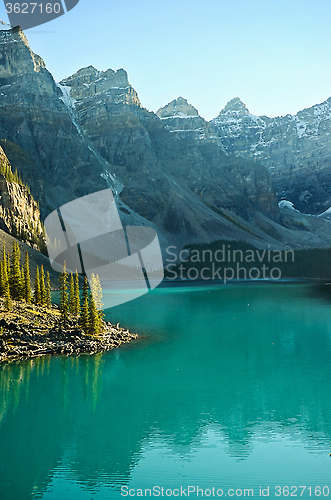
5;3;62;14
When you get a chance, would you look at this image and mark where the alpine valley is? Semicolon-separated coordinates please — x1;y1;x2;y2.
2;21;331;253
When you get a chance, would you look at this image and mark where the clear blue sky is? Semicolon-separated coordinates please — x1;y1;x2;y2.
1;0;331;120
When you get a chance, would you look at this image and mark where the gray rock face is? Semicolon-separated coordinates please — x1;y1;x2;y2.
63;66;141;106
155;97;279;222
0;146;44;247
0;26;109;212
2;24;331;250
61;67;280;233
156;97;211;142
210;97;331;214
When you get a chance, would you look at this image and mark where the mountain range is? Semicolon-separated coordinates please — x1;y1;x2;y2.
159;95;331;216
2;21;331;252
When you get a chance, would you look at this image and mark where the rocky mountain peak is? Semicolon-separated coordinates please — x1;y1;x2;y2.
156;97;200;119
61;66;140;106
62;66;129;88
0;23;46;77
155;97;210;143
218;97;250;116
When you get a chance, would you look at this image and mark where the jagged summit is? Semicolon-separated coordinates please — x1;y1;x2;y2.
62;66;129;87
61;66;140;106
156;97;201;119
0;22;45;74
218;97;250;116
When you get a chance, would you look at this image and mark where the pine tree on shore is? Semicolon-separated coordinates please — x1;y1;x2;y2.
59;262;69;323
6;252;10;278
90;273;104;327
74;270;80;317
69;273;75;315
89;273;103;310
4;278;11;311
10;241;21;300
88;292;101;335
0;244;7;296
39;265;46;306
0;262;4;296
79;276;89;331
24;251;31;303
0;261;6;297
45;271;51;308
19;264;23;299
34;266;40;305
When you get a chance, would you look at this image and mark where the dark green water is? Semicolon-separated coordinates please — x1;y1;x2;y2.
1;283;331;500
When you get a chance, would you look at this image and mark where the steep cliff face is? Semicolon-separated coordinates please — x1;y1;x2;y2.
0;146;44;248
63;66;141;106
155;98;280;222
158;93;331;218
61;66;280;228
2;23;331;250
0;25;110;212
156;97;212;142
210;97;331;214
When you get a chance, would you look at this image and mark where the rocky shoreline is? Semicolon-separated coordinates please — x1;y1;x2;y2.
0;298;138;364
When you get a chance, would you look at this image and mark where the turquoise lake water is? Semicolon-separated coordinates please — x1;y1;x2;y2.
1;283;331;499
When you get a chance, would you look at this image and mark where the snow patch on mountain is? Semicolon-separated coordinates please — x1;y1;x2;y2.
278;200;299;211
56;83;76;110
213;97;331;144
160;112;200;120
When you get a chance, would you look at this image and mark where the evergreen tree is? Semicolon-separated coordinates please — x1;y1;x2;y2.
4;279;11;311
88;292;101;335
24;251;31;303
10;241;21;300
19;264;24;301
69;273;75;315
0;261;5;297
45;271;51;308
39;265;46;306
6;252;10;278
59;262;69;323
0;244;7;296
79;276;89;331
89;273;103;310
34;266;40;305
74;270;80;317
90;273;104;327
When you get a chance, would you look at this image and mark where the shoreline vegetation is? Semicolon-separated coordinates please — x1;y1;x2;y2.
0;243;138;364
